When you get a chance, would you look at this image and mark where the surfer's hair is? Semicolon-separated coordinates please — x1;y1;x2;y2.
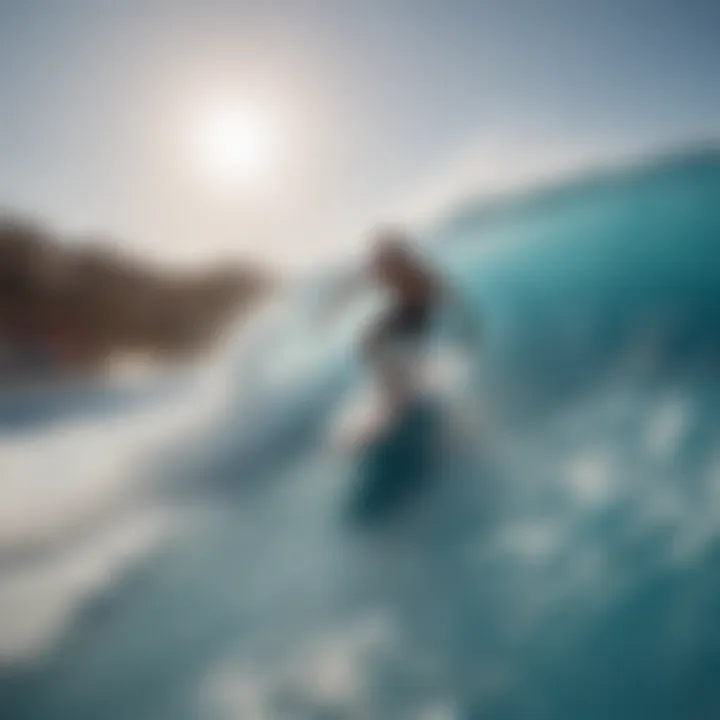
370;225;415;264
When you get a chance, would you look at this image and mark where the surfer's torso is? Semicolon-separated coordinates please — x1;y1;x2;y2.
369;260;438;347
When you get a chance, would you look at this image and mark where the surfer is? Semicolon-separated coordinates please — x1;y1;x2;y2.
327;227;480;412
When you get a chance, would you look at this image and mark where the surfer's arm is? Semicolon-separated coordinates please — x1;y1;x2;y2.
312;268;371;328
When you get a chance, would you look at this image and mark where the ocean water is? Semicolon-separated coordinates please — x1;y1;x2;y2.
2;148;720;719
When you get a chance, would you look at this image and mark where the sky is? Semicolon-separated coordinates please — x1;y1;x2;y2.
0;0;718;268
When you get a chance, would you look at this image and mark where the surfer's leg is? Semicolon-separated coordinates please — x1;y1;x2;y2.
372;343;425;412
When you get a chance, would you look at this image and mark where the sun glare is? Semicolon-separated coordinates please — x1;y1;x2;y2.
197;104;279;185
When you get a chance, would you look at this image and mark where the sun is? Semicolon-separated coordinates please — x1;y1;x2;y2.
197;103;279;185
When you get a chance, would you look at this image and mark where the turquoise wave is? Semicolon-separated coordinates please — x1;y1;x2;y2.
2;146;720;720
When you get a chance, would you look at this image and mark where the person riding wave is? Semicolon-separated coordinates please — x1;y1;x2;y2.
325;226;481;411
